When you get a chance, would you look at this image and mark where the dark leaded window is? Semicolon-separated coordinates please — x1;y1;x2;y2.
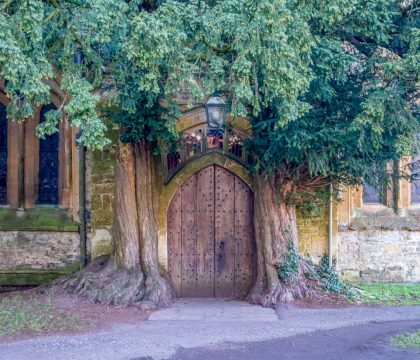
38;104;59;205
363;183;382;204
411;158;420;204
0;103;7;205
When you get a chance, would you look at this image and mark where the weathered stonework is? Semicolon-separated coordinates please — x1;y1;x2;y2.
0;230;80;285
336;228;420;283
296;206;330;264
335;187;420;283
0;231;80;269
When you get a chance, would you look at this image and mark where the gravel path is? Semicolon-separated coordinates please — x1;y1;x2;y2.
0;300;419;360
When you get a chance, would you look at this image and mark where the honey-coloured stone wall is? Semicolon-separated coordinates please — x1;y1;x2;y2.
87;126;119;259
296;206;330;263
336;229;420;283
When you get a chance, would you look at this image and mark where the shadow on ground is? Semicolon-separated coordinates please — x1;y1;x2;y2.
167;320;420;360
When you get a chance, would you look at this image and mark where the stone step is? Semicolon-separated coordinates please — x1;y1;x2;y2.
148;298;278;322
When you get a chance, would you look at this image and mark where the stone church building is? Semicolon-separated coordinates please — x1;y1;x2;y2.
0;81;419;291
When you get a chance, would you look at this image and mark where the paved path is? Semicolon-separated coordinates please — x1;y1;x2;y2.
0;299;419;360
168;320;420;360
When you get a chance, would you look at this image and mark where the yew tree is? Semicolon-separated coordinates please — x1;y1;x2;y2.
0;0;418;307
200;0;420;304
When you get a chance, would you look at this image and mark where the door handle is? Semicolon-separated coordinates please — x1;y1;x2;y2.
217;241;225;270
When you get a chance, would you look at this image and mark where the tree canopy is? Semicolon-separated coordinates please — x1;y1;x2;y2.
1;0;419;193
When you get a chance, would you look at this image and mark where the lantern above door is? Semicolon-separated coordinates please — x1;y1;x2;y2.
205;96;226;130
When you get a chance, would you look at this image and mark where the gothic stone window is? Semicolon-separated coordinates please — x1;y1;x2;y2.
0;97;78;213
0;103;7;205
38;104;59;205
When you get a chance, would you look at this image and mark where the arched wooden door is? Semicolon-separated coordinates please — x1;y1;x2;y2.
167;165;255;298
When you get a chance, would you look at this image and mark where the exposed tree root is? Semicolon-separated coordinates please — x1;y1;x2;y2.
247;258;314;306
247;173;353;307
50;256;173;310
140;266;174;309
247;257;351;307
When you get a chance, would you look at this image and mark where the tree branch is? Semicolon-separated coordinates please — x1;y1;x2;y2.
48;0;60;8
345;36;376;57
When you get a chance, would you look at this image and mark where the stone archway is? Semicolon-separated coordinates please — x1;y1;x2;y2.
166;164;256;298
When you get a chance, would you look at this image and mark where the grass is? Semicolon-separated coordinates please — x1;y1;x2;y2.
0;295;88;337
390;330;420;350
357;284;420;306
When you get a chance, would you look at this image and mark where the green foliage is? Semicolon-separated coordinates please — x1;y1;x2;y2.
0;0;418;193
391;330;420;350
358;284;420;305
0;295;87;336
107;94;174;150
277;241;300;283
241;0;419;191
306;255;350;294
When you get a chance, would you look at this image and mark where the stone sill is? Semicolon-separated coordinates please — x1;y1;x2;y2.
338;219;420;231
0;208;79;232
340;206;420;231
352;206;395;217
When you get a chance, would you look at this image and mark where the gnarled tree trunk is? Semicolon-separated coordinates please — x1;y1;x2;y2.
134;141;173;308
52;140;173;309
113;142;141;269
247;174;309;306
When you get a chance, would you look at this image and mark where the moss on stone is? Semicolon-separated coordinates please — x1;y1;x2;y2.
91;240;113;258
0;208;78;232
0;263;80;286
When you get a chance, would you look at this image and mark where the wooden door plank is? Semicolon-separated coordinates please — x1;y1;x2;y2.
196;166;215;297
181;174;198;297
214;166;235;298
234;177;255;298
167;188;182;297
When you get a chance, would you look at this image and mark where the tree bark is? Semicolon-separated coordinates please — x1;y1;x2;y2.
113;142;141;269
247;174;307;306
135;141;173;308
52;140;173;309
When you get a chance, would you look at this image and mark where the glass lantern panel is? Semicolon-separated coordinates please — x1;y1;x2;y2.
206;97;226;129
